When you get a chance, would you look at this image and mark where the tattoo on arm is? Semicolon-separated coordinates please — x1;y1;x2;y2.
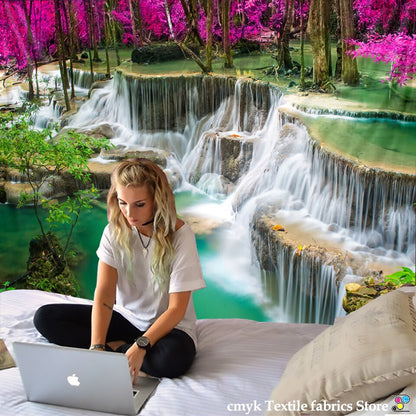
103;302;113;311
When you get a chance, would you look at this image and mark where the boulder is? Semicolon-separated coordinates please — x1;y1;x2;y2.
100;145;170;167
342;277;397;313
190;132;254;187
3;182;33;204
39;175;71;199
75;123;117;141
131;42;199;64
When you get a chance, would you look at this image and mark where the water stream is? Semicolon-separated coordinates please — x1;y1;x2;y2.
2;69;414;325
62;71;415;324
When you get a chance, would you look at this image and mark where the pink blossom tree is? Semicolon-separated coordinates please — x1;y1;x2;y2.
349;33;416;85
3;0;413;87
350;0;416;85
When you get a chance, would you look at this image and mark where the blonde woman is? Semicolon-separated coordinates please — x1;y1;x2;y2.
34;158;206;379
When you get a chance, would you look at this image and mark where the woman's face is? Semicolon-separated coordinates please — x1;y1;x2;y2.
116;185;154;228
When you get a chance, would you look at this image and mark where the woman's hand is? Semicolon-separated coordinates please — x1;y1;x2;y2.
124;291;191;381
126;344;146;382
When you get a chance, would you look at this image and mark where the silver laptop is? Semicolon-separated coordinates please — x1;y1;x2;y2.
13;341;160;415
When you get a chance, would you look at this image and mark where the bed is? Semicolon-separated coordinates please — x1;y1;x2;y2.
1;288;415;416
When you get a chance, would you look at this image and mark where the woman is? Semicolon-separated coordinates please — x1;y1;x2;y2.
34;158;206;379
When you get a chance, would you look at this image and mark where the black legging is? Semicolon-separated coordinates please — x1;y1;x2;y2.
33;304;196;378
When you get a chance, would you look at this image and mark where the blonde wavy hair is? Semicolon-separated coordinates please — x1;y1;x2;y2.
107;158;177;288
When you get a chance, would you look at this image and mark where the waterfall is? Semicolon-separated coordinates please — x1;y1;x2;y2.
306;142;415;254
287;102;416;122
69;69;108;90
64;71;415;324
260;258;338;325
33;94;64;130
229;111;415;256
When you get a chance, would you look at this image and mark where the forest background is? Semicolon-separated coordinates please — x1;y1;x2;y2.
0;0;415;104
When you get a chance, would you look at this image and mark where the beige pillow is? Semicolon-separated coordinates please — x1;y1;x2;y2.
266;288;416;416
346;378;416;415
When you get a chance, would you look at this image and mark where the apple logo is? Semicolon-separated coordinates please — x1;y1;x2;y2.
67;373;80;387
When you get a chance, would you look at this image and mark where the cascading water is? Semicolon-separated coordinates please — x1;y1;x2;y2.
32;69;96;130
64;71;414;324
68;69;108;90
34;96;64;130
305;143;415;254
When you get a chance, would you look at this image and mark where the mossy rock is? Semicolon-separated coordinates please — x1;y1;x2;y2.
21;233;80;296
131;42;199;64
25;261;79;297
234;39;261;55
342;277;397;313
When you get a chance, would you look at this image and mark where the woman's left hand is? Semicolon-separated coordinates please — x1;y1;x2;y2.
126;344;146;382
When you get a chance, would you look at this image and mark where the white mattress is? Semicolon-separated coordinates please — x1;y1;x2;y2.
0;289;328;416
4;290;414;416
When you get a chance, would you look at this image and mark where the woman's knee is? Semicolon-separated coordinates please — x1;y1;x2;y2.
33;304;58;334
143;330;196;378
33;303;92;347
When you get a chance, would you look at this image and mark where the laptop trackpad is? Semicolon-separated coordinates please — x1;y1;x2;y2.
132;377;160;412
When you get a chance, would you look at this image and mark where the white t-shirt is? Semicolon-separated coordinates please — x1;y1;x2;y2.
96;222;206;345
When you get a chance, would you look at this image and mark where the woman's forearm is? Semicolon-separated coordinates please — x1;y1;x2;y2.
90;260;118;347
142;291;191;347
90;298;114;346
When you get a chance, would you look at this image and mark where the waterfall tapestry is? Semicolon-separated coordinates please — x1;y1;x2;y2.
0;1;414;326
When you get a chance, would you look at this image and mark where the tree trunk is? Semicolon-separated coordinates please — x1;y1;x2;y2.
136;1;144;45
84;0;100;62
163;0;207;73
91;1;100;62
339;0;359;85
54;0;71;111
68;0;81;55
21;0;35;100
299;0;305;89
128;0;144;47
105;0;121;66
179;0;203;46
57;1;70;92
333;0;342;80
307;0;331;86
204;0;213;72
220;0;233;68
178;42;209;74
278;0;294;71
111;19;121;66
65;0;76;99
335;39;342;80
104;13;111;77
129;0;138;47
163;0;175;39
33;2;41;97
88;49;94;84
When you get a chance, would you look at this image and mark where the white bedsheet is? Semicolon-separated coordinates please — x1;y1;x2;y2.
0;289;326;416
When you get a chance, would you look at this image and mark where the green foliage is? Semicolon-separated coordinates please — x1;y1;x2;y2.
383;267;416;286
0;282;16;292
0;113;108;185
0;110;111;295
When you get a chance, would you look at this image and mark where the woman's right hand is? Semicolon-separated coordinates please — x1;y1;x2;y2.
126;344;147;382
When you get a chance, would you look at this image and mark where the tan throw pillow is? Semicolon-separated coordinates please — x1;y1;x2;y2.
266;288;416;416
